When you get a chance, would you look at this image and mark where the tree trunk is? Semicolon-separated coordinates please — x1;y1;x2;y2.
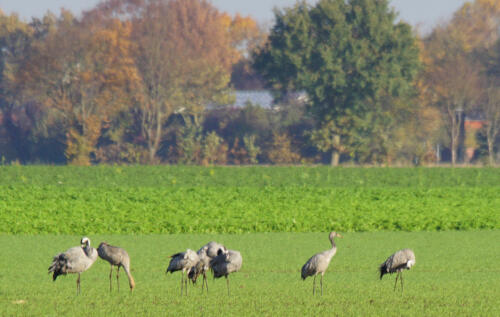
451;137;457;166
148;146;156;164
330;150;339;166
330;134;341;166
488;139;495;166
451;110;463;166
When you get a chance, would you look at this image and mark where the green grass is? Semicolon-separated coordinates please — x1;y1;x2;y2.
0;232;499;316
0;166;499;233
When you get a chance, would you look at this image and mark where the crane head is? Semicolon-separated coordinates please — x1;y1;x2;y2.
80;237;90;246
329;231;342;239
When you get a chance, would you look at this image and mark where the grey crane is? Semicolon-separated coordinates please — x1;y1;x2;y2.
166;249;199;295
188;241;228;292
210;249;242;296
202;241;228;258
48;237;98;295
379;248;415;292
188;248;211;292
301;231;342;295
97;242;136;292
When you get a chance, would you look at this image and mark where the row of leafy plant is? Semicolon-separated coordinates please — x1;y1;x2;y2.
1;165;500;187
1;172;498;234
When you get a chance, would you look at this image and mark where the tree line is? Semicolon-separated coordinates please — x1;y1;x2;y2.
1;0;500;166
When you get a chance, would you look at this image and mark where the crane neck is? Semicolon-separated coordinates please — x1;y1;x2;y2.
330;237;337;249
83;244;93;257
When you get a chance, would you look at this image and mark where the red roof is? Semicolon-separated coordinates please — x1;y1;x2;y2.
465;120;485;130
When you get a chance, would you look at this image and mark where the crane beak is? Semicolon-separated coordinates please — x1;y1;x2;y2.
337;233;343;238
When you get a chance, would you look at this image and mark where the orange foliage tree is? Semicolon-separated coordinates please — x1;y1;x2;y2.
134;0;237;163
92;0;255;163
20;11;139;165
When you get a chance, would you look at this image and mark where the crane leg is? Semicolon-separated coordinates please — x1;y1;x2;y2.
185;273;188;296
394;272;399;291
320;274;323;296
400;272;404;293
76;273;81;295
180;271;184;296
202;272;208;293
226;276;230;296
109;265;113;292
313;275;316;295
117;266;120;292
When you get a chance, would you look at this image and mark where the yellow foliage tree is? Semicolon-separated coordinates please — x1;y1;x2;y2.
21;11;139;165
267;132;301;165
421;0;500;164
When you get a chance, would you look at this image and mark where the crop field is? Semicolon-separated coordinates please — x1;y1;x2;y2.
0;232;499;316
0;166;499;315
0;166;499;233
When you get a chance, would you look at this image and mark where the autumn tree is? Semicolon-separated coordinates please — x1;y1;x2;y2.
0;12;61;162
481;87;500;165
93;0;255;163
423;0;500;164
267;132;300;164
0;12;33;161
229;14;267;89
254;0;420;165
477;38;500;165
468;0;500;165
19;11;139;165
423;30;481;165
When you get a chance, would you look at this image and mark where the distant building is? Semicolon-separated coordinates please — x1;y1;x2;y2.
233;90;274;108
231;90;307;109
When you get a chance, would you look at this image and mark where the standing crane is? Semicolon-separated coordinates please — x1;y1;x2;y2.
166;249;199;295
210;249;242;296
379;248;415;292
301;231;342;295
97;242;136;292
48;237;98;295
188;246;212;292
188;241;228;292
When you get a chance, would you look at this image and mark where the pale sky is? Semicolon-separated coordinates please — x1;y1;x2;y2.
1;0;468;32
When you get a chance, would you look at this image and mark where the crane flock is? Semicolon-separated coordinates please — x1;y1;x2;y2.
48;234;416;296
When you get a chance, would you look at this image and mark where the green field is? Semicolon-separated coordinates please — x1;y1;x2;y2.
0;166;499;233
0;232;499;316
0;166;499;315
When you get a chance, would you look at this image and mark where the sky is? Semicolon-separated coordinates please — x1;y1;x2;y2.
1;0;469;32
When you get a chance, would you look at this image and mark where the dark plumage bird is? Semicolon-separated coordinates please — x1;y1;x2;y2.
379;248;416;292
210;249;242;296
97;242;135;292
48;237;98;295
188;241;228;292
166;249;199;295
301;231;342;295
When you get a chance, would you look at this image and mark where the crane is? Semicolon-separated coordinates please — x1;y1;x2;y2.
188;241;228;292
166;249;199;295
210;249;242;296
379;248;415;292
48;237;98;295
97;242;136;292
301;231;342;295
202;241;228;258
